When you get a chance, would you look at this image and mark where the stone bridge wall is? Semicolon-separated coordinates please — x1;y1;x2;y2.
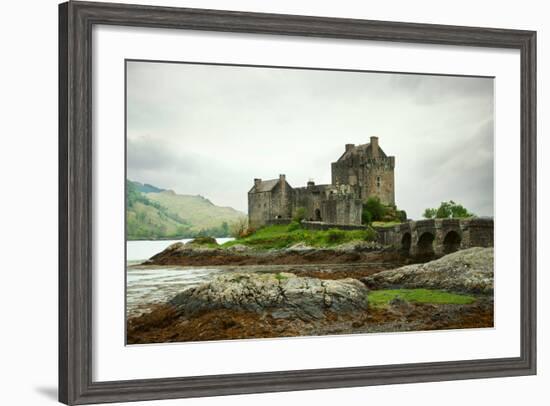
385;218;493;257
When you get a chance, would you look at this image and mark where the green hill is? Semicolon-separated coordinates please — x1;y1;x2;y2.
126;180;245;240
131;181;165;194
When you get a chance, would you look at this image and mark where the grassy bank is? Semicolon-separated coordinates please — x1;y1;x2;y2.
222;224;377;250
368;288;477;308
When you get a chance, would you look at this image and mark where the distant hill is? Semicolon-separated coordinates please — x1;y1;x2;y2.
126;180;245;240
131;181;165;194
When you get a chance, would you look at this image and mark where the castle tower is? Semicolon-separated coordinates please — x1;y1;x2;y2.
331;136;395;206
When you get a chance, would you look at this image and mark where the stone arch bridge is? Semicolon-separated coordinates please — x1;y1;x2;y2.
374;218;494;257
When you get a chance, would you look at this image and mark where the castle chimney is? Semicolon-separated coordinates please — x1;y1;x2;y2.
279;174;286;182
345;143;355;152
254;178;262;188
370;136;379;159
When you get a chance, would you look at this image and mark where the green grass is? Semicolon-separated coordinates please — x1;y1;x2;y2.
368;289;477;308
221;224;376;250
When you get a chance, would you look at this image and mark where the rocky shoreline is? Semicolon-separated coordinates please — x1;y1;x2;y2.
127;247;494;344
143;240;410;267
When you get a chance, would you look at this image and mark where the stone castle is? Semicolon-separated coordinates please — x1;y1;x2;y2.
248;136;395;228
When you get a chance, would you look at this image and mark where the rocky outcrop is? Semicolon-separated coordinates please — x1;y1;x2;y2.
169;272;369;321
187;236;218;246
144;242;403;266
362;247;493;293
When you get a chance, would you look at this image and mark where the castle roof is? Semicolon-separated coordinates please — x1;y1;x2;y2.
250;179;279;192
337;142;387;162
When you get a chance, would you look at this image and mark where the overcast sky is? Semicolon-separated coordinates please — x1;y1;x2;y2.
126;60;494;219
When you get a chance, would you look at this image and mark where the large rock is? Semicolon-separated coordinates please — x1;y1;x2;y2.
362;247;493;293
169;272;369;320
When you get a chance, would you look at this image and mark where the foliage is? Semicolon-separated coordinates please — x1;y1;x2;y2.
361;208;372;225
188;236;218;245
397;209;408;222
127;180;151;209
368;289;477;308
126;179;239;240
326;228;346;244
362;197;406;225
230;216;250;238
146;187;244;232
363;197;386;221
287;221;302;232
222;224;377;250
293;207;307;223
423;208;437;219
423;200;475;219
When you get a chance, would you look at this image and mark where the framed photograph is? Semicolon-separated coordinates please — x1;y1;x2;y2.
59;1;536;404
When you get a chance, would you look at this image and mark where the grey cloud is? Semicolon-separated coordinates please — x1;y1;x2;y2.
127;61;494;217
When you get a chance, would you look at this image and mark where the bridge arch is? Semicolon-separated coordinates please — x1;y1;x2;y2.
443;230;461;254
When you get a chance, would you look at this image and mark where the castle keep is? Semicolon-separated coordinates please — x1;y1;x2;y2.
248;137;395;228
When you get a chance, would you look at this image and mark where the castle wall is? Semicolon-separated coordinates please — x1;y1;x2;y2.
248;191;273;229
248;179;293;228
321;197;363;225
332;156;395;206
270;184;292;221
293;185;330;221
361;157;395;206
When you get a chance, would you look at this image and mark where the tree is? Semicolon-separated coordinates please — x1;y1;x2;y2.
361;208;372;225
362;197;386;223
221;222;229;236
423;200;475;219
230;216;249;238
423;208;437;219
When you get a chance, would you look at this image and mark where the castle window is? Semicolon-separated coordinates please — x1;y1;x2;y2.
376;176;381;188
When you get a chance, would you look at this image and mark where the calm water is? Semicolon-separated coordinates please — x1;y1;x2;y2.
126;238;233;317
126;266;226;317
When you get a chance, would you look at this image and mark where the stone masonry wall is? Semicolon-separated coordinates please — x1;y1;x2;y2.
321;197;362;225
331;156;395;205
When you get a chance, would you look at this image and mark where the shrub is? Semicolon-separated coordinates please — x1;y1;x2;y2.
398;210;408;222
293;207;306;223
287;221;302;232
361;208;372;225
239;227;256;239
364;197;387;221
188;236;217;245
230;217;249;238
363;227;377;241
326;228;346;244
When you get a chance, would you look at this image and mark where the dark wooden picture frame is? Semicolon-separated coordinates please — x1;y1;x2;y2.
59;1;536;404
